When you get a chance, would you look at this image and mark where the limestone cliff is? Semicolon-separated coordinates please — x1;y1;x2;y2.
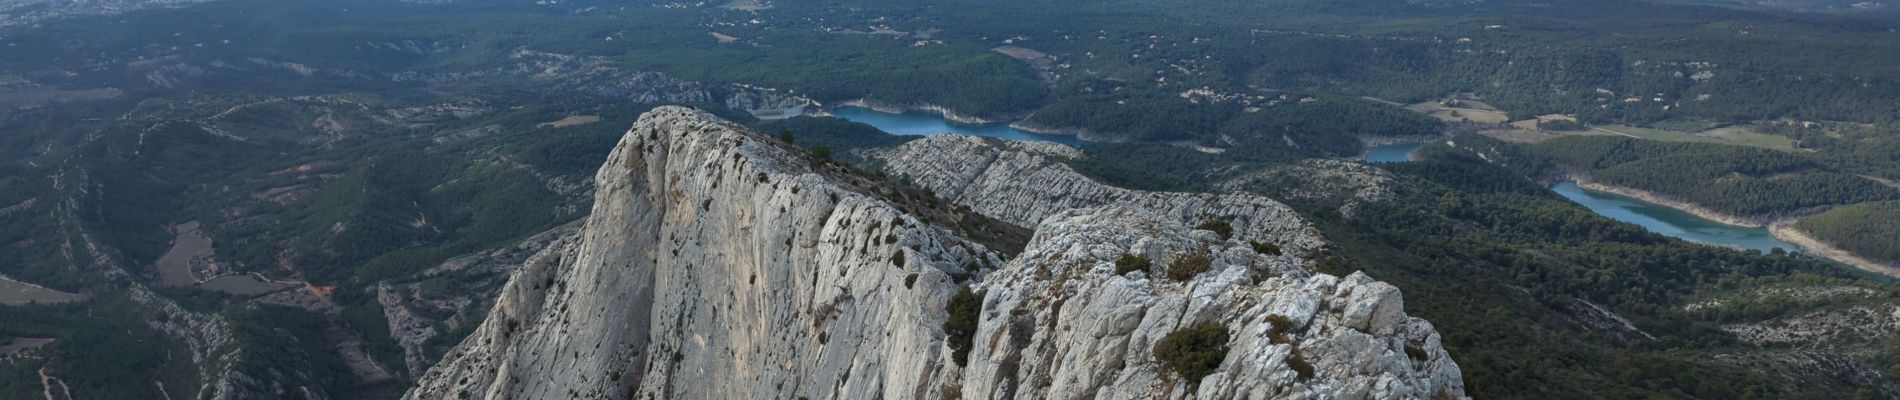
405;106;1465;399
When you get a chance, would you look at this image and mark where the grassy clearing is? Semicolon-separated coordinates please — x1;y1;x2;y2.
1592;125;1798;151
0;277;83;306
1406;100;1510;124
538;114;602;128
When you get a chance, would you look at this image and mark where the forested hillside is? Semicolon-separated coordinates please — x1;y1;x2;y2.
1023;93;1442;153
1798;201;1900;265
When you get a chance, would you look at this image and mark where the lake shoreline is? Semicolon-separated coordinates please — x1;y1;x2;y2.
1569;179;1772;227
1358;135;1445;147
1770;223;1900;279
826;105;1085;145
1567;178;1897;277
1008;119;1105;140
827;99;1018;125
817;100;1130;142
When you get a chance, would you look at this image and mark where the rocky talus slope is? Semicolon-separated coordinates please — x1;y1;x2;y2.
405;107;1465;399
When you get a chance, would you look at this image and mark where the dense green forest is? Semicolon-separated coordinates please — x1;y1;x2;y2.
1798;201;1900;265
1766;122;1900;181
0;0;1047;116
901;0;1900;126
0;296;201;399
15;0;1897;139
1023;90;1443;153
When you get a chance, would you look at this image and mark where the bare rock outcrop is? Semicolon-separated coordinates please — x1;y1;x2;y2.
964;207;1463;399
873;136;1325;257
404;107;1464;399
406;106;998;399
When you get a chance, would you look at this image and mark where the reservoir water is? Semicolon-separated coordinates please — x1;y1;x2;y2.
1548;182;1799;253
1364;143;1421;163
1360;143;1801;253
830;106;1081;146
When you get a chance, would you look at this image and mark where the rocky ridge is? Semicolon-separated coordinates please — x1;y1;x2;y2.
1215;159;1402;218
964;206;1465;399
404;106;1465;399
873;135;1326;257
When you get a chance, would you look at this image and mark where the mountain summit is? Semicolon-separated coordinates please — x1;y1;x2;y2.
404;107;1465;399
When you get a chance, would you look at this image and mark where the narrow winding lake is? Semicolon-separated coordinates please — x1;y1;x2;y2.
1361;143;1801;252
831;106;1081;145
1548;182;1799;252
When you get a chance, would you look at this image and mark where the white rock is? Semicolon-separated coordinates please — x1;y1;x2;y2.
404;107;1466;400
873;136;1325;257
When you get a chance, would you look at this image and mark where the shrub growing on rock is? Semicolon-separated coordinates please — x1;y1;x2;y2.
811;146;833;163
1114;253;1150;276
1287;351;1315;381
1153;321;1230;385
1196;219;1234;240
1405;344;1429;362
1167;252;1213;281
1250;240;1282;256
944;287;983;367
1266;314;1295;344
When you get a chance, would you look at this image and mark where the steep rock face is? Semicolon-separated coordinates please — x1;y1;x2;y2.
406;107;1465;399
406;106;997;399
873;136;1324;256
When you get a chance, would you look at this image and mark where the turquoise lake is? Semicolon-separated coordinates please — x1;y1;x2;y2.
1364;143;1422;163
1548;182;1799;253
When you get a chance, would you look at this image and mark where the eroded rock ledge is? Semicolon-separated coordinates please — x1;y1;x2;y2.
405;107;1465;399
